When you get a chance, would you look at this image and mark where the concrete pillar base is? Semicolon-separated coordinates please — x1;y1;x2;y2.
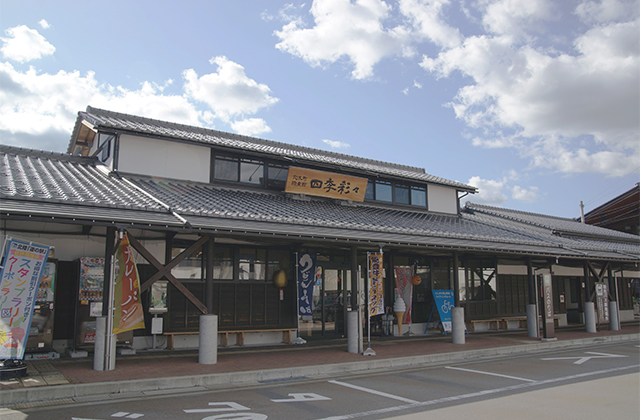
199;314;218;365
452;307;465;345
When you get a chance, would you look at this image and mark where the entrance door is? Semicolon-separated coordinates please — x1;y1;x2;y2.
307;262;359;337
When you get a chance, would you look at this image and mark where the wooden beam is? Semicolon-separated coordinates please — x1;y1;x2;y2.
139;236;209;289
128;233;208;314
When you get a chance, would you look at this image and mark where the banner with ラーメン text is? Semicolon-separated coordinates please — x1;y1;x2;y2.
113;233;145;334
0;239;50;359
368;253;384;317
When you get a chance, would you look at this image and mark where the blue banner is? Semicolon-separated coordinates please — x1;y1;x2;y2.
297;253;316;316
432;290;454;333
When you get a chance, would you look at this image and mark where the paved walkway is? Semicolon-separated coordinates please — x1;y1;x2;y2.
1;323;639;408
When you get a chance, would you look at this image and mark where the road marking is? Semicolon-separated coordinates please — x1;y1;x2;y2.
184;402;250;413
271;393;331;402
329;380;419;404
445;366;536;382
541;351;628;365
112;413;144;419
316;364;639;419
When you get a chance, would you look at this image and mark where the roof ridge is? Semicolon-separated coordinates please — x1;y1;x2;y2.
465;202;576;222
83;106;427;174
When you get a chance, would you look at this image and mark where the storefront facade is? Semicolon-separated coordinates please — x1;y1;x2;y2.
1;106;638;354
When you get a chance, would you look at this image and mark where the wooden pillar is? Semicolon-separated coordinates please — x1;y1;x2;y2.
205;236;215;313
350;246;359;310
102;227;116;317
452;251;460;306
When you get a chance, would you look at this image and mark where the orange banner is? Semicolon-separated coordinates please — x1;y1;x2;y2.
285;167;368;202
113;233;145;334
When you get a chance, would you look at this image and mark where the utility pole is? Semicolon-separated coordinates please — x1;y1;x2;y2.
580;201;585;223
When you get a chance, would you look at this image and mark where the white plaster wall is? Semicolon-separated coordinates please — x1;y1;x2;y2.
118;134;210;183
427;184;458;215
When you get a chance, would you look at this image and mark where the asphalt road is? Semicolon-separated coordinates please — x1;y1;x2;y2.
4;340;639;420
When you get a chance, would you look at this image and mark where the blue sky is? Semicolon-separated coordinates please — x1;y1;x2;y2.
1;0;638;218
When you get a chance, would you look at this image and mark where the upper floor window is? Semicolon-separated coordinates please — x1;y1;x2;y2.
365;180;427;207
212;154;268;187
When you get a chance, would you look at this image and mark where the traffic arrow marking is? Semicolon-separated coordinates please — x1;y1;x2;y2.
541;351;627;365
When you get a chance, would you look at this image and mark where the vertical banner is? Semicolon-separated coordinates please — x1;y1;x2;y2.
394;267;413;324
432;290;454;333
0;239;50;359
596;282;609;324
540;274;555;339
368;253;384;317
297;253;316;316
113;233;145;334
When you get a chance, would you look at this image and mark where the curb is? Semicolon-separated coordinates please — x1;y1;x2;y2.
2;333;638;409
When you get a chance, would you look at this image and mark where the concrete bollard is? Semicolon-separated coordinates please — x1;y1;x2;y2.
93;316;106;371
526;304;538;338
347;311;360;354
584;302;597;333
609;301;620;331
199;314;218;365
452;307;465;345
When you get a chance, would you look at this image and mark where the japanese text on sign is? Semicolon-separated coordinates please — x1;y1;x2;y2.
297;253;316;316
368;253;384;317
0;239;50;359
285;167;368;202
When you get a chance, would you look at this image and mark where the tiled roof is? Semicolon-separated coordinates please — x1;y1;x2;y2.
464;203;639;242
2;145;638;260
69;106;476;192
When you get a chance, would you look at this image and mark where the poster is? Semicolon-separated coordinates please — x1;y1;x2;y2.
297;253;316;316
432;290;454;333
368;253;384;317
394;266;413;323
112;233;145;334
0;239;50;359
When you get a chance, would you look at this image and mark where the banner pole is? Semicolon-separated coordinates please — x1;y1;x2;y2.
363;251;376;356
292;252;306;344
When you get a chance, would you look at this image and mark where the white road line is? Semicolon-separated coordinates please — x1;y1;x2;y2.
445;366;536;382
328;380;419;404
316;364;639;420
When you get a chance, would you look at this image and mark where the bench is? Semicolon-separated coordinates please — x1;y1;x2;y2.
467;316;560;332
164;328;297;349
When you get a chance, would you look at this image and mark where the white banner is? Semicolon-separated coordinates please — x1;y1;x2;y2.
0;239;50;359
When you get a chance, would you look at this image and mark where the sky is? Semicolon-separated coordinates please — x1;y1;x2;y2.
1;0;638;219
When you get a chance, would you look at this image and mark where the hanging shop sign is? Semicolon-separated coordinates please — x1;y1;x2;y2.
285;167;368;202
113;233;145;334
0;239;50;359
297;253;316;316
368;253;384;317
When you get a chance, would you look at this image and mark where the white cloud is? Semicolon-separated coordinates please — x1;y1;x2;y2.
399;0;463;48
575;0;639;24
464;176;508;206
323;139;351;149
231;118;272;136
420;3;639;177
511;185;539;202
480;0;557;39
275;0;411;80
183;56;279;122
38;19;51;29
1;25;55;63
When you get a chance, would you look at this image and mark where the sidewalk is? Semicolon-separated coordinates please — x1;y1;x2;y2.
1;323;639;409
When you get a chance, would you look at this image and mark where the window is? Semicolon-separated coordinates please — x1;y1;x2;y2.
375;181;393;202
97;133;114;162
214;156;239;182
239;248;267;281
411;186;426;207
465;259;497;301
240;160;264;185
395;184;410;205
213;247;233;280
268;164;289;189
171;241;203;280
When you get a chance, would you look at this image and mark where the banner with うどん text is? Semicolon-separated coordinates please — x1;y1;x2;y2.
0;239;50;359
297;253;316;316
113;233;145;334
368;253;384;317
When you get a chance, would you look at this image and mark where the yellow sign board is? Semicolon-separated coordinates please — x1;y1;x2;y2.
285;167;368;202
